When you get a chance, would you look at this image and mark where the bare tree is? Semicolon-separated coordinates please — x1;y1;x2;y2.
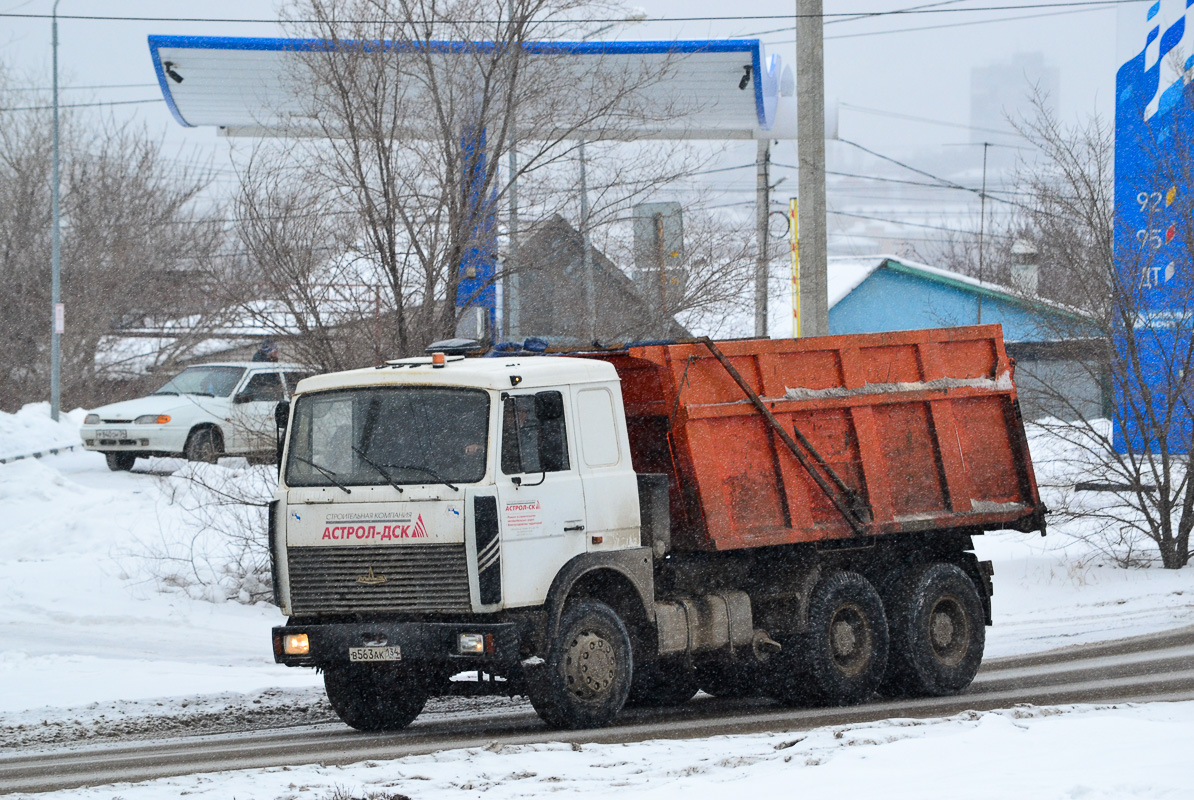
1010;97;1194;569
0;66;225;411
214;0;695;360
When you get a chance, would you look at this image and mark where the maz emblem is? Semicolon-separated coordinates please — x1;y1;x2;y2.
356;567;387;586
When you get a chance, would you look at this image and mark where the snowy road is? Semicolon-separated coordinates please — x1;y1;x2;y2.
4;626;1193;796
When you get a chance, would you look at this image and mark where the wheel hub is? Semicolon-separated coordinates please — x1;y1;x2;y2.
564;631;616;700
928;594;969;666
828;603;870;676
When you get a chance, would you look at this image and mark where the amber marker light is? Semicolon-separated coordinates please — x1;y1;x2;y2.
432;352;446;368
283;633;310;655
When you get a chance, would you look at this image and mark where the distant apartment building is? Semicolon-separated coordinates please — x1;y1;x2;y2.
970;52;1059;144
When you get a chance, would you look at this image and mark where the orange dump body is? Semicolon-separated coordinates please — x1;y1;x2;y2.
592;325;1045;553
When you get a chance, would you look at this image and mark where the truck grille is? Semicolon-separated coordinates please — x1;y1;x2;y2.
286;544;471;614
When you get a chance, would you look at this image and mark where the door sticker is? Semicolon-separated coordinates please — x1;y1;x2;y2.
503;500;544;532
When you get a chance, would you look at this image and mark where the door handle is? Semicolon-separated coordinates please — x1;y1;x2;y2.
564;524;585;532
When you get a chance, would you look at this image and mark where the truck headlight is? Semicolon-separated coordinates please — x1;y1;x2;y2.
283;633;310;655
458;633;485;654
84;414;99;425
135;414;171;425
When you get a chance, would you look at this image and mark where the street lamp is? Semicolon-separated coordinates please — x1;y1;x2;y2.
50;0;63;421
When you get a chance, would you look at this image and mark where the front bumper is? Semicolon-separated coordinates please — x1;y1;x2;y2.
80;425;190;454
272;620;524;668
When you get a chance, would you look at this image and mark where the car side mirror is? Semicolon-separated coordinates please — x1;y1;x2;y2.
274;400;290;429
233;392;254;405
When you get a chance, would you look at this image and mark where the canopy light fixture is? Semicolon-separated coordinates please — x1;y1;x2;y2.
738;64;752;91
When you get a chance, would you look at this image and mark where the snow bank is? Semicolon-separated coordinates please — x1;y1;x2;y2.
0;402;86;461
33;702;1194;800
0;449;318;715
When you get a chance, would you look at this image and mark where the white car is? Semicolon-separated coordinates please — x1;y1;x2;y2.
80;362;314;471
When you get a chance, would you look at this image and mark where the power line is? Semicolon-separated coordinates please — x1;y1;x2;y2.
0;2;1150;24
0;98;163;113
3;82;159;93
838;102;1024;138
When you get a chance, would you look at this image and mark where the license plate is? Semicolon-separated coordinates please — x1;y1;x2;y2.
349;646;402;662
97;429;126;439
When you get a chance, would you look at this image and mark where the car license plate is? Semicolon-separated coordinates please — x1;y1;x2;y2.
349;646;402;662
96;429;126;439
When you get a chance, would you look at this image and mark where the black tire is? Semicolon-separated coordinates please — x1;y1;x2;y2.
626;656;699;707
882;562;985;698
323;665;429;731
105;452;136;471
695;661;761;699
526;600;633;729
184;427;222;463
774;571;888;706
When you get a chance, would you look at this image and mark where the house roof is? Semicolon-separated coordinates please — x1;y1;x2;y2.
827;255;1090;322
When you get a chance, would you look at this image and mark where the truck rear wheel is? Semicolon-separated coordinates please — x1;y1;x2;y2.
882;562;985;697
527;600;633;728
626;656;699;707
774;571;888;706
323;665;429;731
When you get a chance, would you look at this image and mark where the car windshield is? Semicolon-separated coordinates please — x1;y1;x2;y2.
154;366;246;398
286;387;490;487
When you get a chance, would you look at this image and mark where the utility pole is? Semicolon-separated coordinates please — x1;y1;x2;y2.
578;141;597;342
796;0;828;337
506;140;520;342
976;141;990;324
50;1;63;421
754;139;770;337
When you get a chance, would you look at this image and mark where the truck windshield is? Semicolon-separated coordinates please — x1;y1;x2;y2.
285;387;490;488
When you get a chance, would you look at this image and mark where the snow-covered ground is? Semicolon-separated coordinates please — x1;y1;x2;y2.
2;402;1193;797
29;703;1194;800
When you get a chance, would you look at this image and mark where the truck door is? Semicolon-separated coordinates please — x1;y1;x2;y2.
573;385;640;549
494;390;587;608
230;370;285;454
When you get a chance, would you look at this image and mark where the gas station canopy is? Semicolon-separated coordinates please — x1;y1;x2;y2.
148;35;795;140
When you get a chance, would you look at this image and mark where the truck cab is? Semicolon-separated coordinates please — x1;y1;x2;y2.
272;353;655;730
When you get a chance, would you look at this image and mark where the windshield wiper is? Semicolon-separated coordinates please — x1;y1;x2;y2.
352;445;404;494
187;391;215;397
384;463;458;492
292;455;352;494
152;391;178;395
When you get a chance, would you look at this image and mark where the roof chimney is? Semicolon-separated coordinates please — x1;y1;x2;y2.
1010;239;1039;297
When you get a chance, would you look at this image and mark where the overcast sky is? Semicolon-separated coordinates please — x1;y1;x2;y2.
1;1;1130;148
0;0;1143;256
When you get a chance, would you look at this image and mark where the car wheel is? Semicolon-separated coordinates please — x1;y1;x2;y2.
105;452;136;471
184;428;222;463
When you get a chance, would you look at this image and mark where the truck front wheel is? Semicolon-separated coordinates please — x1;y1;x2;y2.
882;562;985;698
774;571;889;706
527;600;633;729
323;665;429;731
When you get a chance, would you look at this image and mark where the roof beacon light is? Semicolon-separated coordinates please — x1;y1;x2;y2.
431;352;446;368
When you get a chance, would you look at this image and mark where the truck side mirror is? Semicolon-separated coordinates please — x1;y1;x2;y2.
275;400;290;429
534;391;564;420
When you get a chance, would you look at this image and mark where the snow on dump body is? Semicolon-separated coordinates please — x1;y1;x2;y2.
593;324;1047;553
